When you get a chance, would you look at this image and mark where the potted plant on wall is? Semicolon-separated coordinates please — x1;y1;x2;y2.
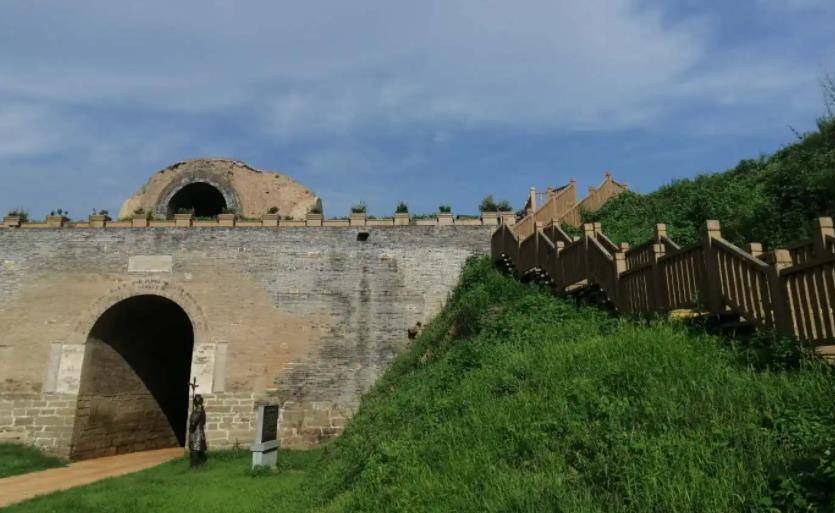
437;204;453;225
350;202;367;226
394;201;410;225
478;195;512;225
306;204;323;226
218;207;237;227
262;206;279;226
89;209;111;228
174;208;194;227
3;209;28;228
47;209;70;227
132;208;151;228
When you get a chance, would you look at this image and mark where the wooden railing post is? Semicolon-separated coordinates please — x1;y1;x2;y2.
650;243;667;312
554;240;565;288
702;220;724;314
528;187;537;216
812;217;834;258
655;223;667;242
746;243;763;259
768;249;793;335
534;222;543;269
582;223;595;282
613;248;627;309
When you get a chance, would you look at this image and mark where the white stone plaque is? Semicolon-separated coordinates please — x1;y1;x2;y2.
128;255;173;273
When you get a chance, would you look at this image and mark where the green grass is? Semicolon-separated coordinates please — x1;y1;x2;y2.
309;258;835;512
3;449;319;513
7;258;835;512
0;443;65;479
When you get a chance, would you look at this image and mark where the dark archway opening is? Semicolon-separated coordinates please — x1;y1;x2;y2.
167;182;227;217
70;295;194;460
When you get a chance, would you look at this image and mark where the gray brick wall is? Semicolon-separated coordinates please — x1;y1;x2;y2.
0;226;491;457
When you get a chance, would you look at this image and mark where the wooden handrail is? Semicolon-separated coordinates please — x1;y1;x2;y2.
494;216;835;348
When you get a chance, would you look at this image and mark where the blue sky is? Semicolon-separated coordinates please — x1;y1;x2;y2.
1;0;834;218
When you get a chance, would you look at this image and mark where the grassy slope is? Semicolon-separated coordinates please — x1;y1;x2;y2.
312;258;835;512
0;444;65;479
7;259;835;512
584;118;835;248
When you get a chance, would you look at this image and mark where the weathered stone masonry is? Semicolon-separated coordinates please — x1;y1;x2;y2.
0;226;491;458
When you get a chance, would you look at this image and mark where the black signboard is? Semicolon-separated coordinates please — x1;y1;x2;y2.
258;405;279;444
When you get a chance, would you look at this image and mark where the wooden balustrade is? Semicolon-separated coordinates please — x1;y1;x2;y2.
492;214;835;350
787;242;816;265
658;245;704;310
781;252;835;342
711;237;774;328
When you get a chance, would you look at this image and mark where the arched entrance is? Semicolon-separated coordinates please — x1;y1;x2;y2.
70;295;194;460
166;182;227;217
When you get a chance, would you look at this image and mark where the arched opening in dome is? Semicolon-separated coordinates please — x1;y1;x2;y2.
167;182;227;217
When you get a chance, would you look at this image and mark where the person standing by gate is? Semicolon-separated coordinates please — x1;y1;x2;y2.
188;394;207;468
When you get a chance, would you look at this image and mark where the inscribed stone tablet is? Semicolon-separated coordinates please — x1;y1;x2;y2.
259;405;279;444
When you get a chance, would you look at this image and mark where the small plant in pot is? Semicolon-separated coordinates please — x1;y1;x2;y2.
350;202;367;226
262;206;280;226
394;201;410;225
218;207;237;226
89;209;111;227
174;208;194;227
437;205;453;225
4;209;29;226
306;204;324;226
47;209;70;227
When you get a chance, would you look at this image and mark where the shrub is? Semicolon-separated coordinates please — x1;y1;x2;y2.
49;209;70;220
267;206;279;215
438;205;452;213
309;204;323;215
351;202;367;214
479;195;498;212
91;209;111;220
496;200;513;212
395;202;409;214
6;209;29;223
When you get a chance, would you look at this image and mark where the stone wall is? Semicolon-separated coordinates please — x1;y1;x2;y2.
0;226;491;457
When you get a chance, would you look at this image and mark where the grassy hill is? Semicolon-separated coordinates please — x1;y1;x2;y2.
309;258;835;512
583;117;835;249
7;258;835;512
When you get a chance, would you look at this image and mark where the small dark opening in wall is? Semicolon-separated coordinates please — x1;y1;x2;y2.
357;231;370;242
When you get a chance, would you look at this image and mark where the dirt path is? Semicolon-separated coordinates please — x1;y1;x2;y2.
0;447;183;508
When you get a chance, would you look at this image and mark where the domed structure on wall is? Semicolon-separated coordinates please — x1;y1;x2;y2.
118;158;321;220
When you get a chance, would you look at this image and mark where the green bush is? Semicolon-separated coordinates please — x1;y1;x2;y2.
395;202;409;214
586;118;835;249
479;195;513;212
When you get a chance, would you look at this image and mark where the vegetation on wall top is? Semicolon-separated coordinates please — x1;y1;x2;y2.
479;195;513;212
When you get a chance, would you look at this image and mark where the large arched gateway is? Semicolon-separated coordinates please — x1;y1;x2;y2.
70;295;194;460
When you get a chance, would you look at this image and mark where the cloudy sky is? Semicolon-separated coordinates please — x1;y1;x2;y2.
1;0;834;218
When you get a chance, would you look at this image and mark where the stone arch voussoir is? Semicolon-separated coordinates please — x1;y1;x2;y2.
72;279;209;346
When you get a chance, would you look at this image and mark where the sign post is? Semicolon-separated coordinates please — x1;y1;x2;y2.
250;404;279;469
